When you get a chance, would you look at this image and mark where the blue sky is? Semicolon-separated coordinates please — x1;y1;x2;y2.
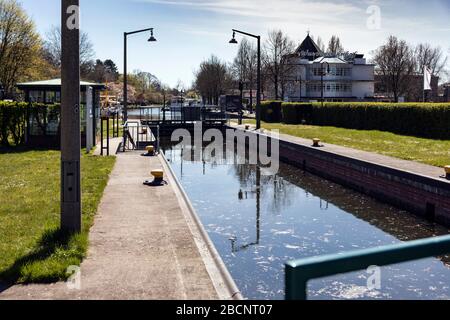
21;0;450;87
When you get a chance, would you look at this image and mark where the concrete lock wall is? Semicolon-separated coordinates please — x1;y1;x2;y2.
237;128;450;228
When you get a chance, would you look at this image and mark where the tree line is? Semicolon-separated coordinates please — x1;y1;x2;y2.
0;0;171;104
194;29;448;104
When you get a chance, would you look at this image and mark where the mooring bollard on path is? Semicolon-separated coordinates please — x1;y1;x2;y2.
445;166;450;180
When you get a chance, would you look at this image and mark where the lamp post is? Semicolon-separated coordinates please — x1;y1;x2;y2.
180;89;184;107
162;88;166;123
123;28;156;150
321;61;330;108
230;29;261;130
61;0;81;233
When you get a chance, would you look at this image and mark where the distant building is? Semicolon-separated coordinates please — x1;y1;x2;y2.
282;34;375;102
374;72;440;102
444;83;450;102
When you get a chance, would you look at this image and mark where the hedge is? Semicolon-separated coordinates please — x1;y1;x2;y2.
0;101;60;147
259;101;450;139
260;101;282;123
281;103;313;124
311;102;450;139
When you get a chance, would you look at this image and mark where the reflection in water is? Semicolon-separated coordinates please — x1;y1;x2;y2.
231;167;261;253
162;140;450;300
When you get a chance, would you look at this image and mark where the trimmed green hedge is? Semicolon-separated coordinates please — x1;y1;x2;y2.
311;102;450;139
0;101;60;147
260;101;282;123
0;101;27;146
281;103;313;125
259;102;450;139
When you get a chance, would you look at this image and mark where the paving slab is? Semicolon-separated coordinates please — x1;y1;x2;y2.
92;137;122;156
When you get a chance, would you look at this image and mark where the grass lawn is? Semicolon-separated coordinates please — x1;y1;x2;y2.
243;120;450;168
0;149;115;284
102;118;123;139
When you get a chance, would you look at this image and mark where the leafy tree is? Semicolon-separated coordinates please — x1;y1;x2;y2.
88;59;120;83
0;0;41;97
103;59;119;81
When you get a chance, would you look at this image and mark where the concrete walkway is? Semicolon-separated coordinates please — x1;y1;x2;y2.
92;137;122;156
0;149;238;300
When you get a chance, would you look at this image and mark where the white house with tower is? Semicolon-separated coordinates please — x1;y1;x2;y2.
283;33;375;102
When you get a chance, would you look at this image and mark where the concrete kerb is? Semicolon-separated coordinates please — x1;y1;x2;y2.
160;153;243;300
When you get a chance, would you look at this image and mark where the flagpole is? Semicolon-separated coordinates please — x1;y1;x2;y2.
423;67;426;103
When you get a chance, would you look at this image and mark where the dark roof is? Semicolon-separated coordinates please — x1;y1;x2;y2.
295;34;323;61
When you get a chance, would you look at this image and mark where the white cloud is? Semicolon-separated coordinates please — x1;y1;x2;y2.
132;0;450;85
141;0;364;23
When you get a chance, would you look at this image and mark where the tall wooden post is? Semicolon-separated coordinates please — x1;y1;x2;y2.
61;0;81;233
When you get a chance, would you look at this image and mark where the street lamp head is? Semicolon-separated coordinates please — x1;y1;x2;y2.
229;31;238;44
321;61;331;74
148;29;157;42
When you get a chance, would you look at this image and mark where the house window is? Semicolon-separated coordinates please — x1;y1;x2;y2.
334;83;352;92
29;91;45;103
45;91;61;104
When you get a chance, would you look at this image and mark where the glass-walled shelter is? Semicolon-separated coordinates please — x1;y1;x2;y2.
16;79;105;148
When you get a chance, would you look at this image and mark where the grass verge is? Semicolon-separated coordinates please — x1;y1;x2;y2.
243;120;450;167
0;148;115;284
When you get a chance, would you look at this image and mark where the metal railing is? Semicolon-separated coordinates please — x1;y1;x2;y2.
122;121;157;151
128;106;228;124
285;234;450;300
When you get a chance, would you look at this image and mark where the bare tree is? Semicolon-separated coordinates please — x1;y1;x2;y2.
231;38;257;108
0;0;41;97
414;43;447;76
195;55;231;105
43;25;95;78
373;35;415;102
263;30;295;100
312;35;325;53
231;38;251;87
246;47;258;108
327;35;344;55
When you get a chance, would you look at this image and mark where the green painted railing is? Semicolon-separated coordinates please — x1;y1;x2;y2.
285;235;450;300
